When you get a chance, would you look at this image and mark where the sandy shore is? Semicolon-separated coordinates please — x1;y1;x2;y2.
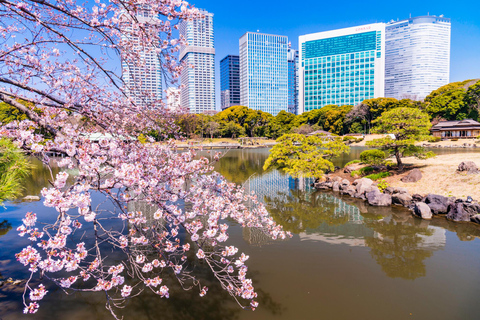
384;153;480;200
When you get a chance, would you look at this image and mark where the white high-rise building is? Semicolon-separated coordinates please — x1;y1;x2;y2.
122;11;162;107
239;32;289;115
179;10;215;113
166;87;181;111
299;23;386;114
385;15;451;100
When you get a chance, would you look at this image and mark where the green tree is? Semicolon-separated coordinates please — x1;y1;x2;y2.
0;101;28;124
317;104;353;135
263;133;349;180
366;107;433;170
269;110;296;138
221;121;245;138
424;79;480;121
346;98;399;133
0;138;31;204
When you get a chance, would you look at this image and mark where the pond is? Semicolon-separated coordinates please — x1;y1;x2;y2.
1;147;480;320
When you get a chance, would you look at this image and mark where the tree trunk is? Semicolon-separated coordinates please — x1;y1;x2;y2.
395;149;403;170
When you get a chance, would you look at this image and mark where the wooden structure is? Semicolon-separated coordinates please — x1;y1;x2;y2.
431;119;480;139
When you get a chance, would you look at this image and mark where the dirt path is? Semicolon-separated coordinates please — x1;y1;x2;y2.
384;153;480;199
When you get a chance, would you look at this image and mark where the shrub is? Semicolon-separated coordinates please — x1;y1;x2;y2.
350;166;374;177
451;138;458;141
384;160;396;168
427;136;441;142
344;159;361;167
364;172;392;180
360;149;386;165
376;179;389;193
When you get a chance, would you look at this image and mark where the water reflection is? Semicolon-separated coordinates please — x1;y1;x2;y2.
0;219;12;237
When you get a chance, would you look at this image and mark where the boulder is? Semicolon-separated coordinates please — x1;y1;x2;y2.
340;185;356;197
332;181;340;192
339;179;350;190
401;169;423;183
315;181;333;190
383;187;394;195
366;188;392;206
412;194;424;202
471;214;480;224
392;193;413;207
23;195;40;201
457;161;478;174
424;194;450;214
413;202;432;219
353;178;374;198
393;187;409;194
446;202;480;222
344;166;355;173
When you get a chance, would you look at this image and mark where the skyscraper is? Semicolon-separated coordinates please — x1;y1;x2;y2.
122;11;162;107
239;32;289;115
220;55;240;110
385;15;451;100
287;47;299;114
179;9;215;113
299;23;386;113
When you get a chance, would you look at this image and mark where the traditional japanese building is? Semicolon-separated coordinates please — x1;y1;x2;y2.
431;119;480;138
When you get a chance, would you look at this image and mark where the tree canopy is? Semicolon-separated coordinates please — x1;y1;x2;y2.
367;107;433;169
263;133;349;179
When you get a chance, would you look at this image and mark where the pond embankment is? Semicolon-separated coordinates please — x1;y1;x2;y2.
315;153;480;225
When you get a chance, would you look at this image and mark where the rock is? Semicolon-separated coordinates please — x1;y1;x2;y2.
339;179;350;190
0;280;4;287
383;187;394;195
425;194;450;214
457;161;479;174
23;195;40;201
353;178;374;198
340;185;356;197
413;202;432;219
332;181;340;192
471;214;480;224
344;166;355;173
393;187;409;194
366;188;392;206
401;169;423;183
392;193;413;206
412;194;424;202
332;176;343;183
446;202;479;222
315;181;333;190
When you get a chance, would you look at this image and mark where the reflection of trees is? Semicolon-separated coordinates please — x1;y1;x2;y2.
265;189;350;234
0;219;12;237
363;215;437;280
210;150;267;185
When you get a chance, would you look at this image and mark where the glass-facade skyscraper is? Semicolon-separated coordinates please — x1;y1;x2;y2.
122;11;162;107
220;55;240;110
239;32;289;115
299;23;385;113
179;9;215;113
385;15;451;100
287;47;299;114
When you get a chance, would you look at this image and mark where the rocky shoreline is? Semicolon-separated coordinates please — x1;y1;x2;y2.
314;175;480;225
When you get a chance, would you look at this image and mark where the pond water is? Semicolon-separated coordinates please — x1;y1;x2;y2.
1;147;480;320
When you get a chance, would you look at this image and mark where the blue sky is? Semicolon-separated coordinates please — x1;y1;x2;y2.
190;0;480;109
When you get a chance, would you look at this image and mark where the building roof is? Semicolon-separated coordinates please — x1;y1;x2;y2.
431;119;480;131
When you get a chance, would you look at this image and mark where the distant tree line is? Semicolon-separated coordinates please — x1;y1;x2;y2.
161;79;480;140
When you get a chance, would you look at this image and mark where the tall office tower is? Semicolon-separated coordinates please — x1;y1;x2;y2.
122;10;162;107
287;47;299;114
299;23;385;113
239;32;289;115
220;55;240;110
179;9;215;113
385;15;451;100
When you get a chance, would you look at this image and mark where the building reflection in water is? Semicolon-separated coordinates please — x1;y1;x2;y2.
243;169;448;279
